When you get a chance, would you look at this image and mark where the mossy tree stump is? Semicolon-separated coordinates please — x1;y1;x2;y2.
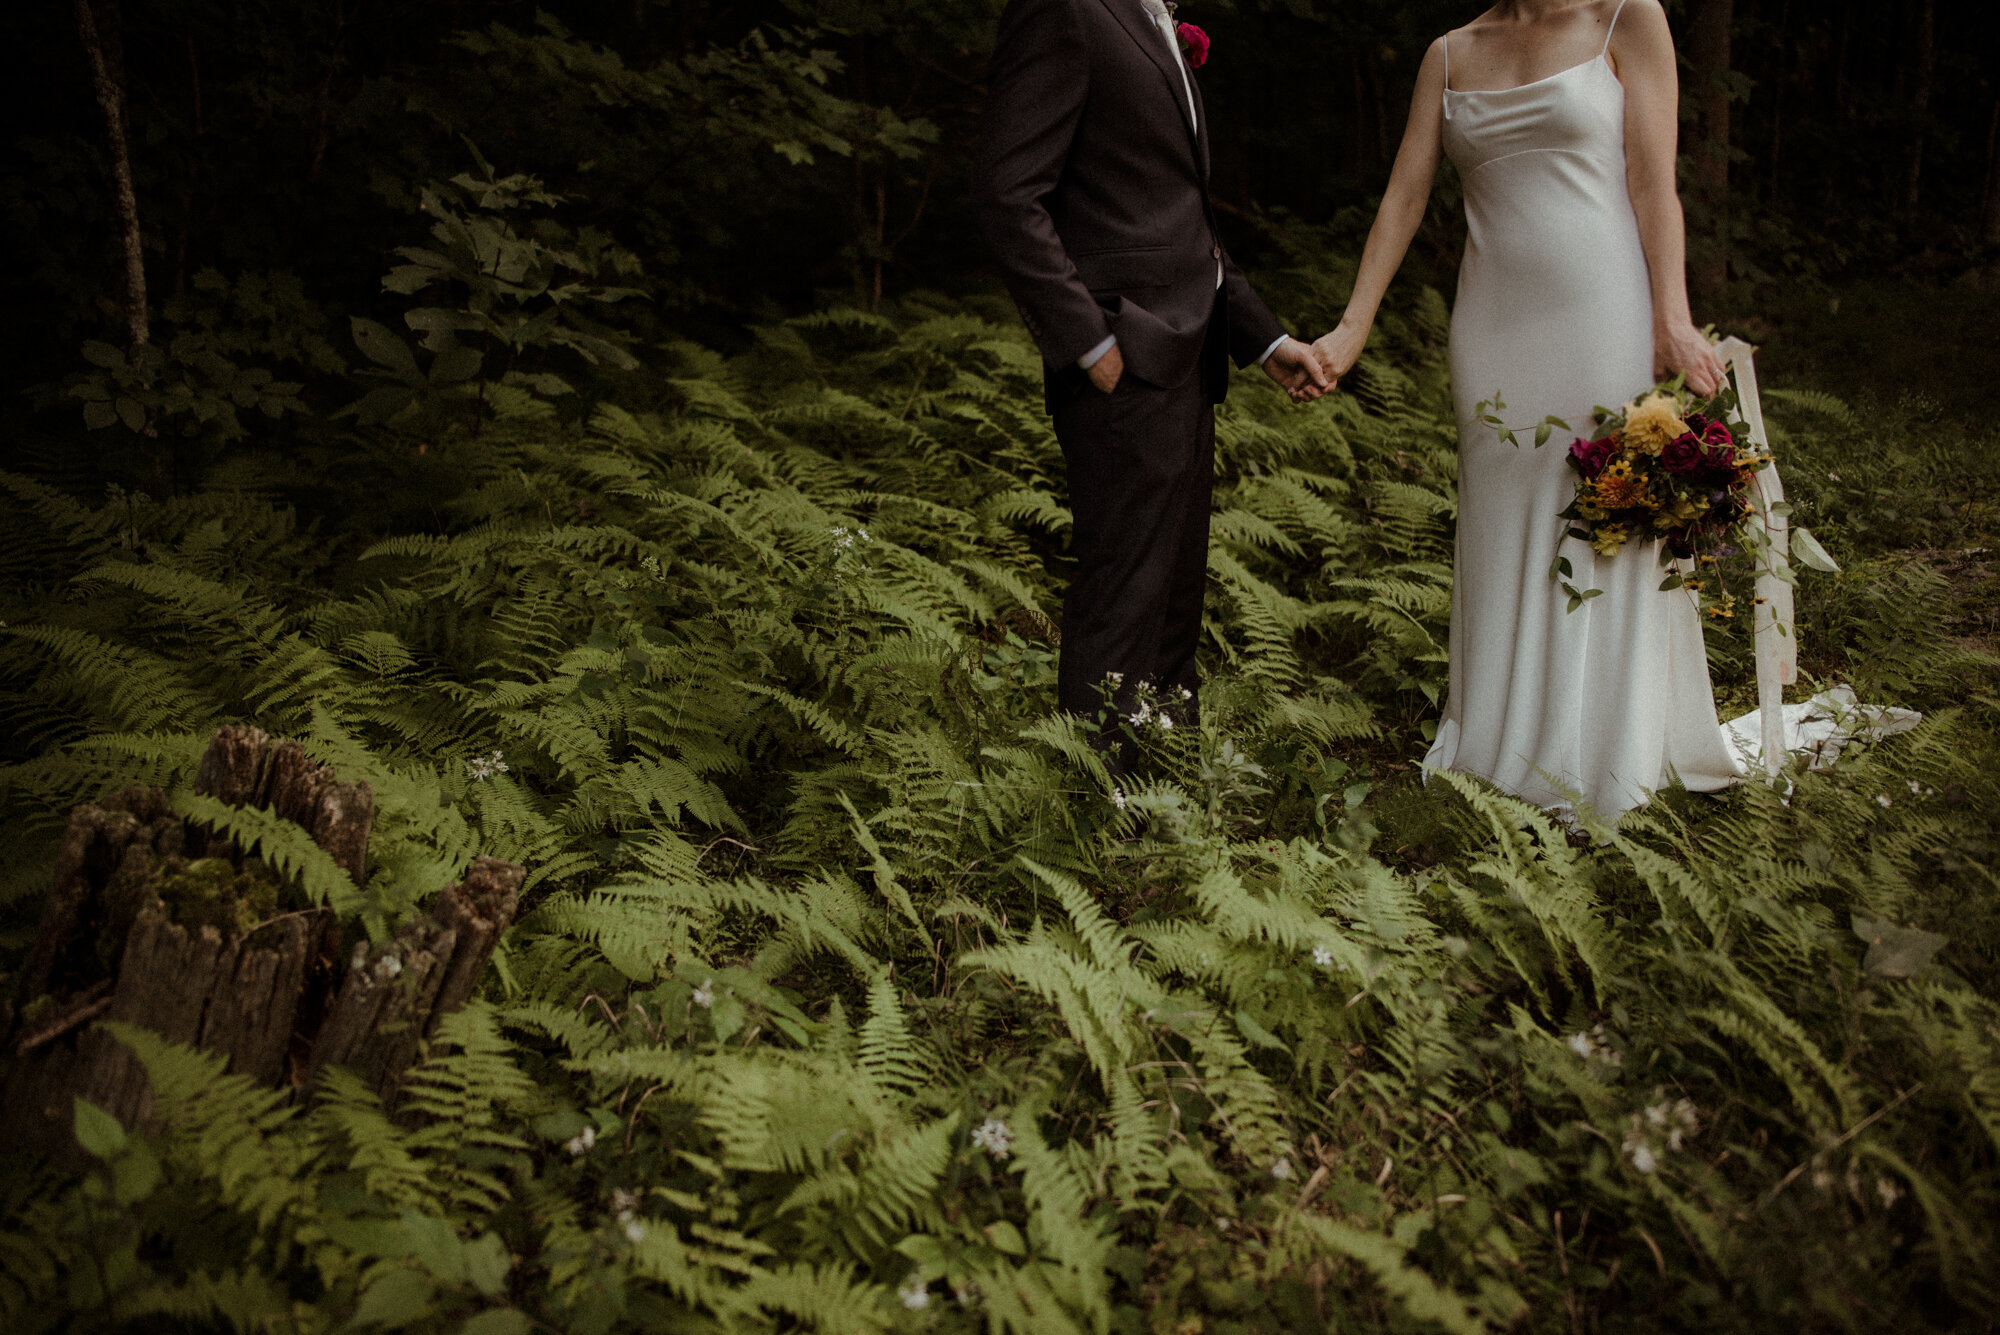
1;726;522;1156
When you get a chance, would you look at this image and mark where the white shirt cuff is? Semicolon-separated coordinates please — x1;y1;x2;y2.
1077;335;1118;370
1255;335;1290;366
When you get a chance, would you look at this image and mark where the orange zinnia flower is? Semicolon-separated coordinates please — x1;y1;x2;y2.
1592;466;1650;511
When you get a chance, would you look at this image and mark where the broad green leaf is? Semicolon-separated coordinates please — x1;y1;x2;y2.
111;1141;161;1205
73;1098;127;1161
460;1312;531;1335
351;317;422;383
353;1268;434;1327
1791;526;1841;573
1852;916;1947;978
430;346;485;384
464;1232;513;1297
984;1220;1028;1256
81;339;126;369
401;1210;466;1285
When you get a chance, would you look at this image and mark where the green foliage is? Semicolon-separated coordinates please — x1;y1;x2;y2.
3;180;1999;1333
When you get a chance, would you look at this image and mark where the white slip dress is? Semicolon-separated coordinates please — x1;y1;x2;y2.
1424;2;1746;819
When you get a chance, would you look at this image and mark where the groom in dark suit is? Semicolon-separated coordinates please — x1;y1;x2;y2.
973;0;1328;754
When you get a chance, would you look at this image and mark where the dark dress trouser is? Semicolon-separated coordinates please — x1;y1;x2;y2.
1050;307;1221;742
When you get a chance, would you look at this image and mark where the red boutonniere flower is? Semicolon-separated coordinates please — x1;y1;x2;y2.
1176;21;1210;69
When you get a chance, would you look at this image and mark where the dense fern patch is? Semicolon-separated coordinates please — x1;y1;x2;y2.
2;184;1997;1333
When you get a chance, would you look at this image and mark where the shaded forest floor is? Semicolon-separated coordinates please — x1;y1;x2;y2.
1;250;1997;1334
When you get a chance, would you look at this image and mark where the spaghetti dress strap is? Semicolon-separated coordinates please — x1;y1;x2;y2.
1441;31;1454;116
1602;0;1631;54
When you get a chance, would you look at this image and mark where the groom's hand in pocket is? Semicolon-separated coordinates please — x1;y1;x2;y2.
1087;344;1125;394
1263;337;1331;403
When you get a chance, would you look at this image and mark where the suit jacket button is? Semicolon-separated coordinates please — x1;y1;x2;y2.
1211;245;1222;260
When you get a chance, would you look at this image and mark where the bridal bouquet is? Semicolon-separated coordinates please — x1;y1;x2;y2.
1556;383;1772;616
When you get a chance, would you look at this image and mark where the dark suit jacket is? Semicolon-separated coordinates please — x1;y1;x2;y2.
973;0;1288;404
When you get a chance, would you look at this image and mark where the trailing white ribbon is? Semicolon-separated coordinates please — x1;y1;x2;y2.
1715;337;1797;775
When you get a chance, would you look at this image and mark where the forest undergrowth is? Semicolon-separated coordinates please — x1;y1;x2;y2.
1;170;1997;1334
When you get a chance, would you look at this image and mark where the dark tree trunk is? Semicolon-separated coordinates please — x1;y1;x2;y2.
74;0;148;348
1688;0;1735;299
1766;0;1791;196
1;727;520;1157
1985;95;2000;249
1903;0;1935;220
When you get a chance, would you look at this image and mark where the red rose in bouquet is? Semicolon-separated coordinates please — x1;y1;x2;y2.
1568;435;1618;478
1659;432;1704;475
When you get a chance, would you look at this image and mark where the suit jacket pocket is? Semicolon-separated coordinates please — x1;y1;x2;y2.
1073;245;1172;294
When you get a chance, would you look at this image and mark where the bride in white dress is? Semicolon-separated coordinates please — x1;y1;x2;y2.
1312;0;1750;819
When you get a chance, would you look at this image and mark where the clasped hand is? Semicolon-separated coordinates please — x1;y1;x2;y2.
1089;335;1342;404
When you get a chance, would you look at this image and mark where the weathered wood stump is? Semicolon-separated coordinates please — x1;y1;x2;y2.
1;726;522;1156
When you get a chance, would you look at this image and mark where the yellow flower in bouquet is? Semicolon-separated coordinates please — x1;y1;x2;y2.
1620;392;1689;456
1590;524;1630;556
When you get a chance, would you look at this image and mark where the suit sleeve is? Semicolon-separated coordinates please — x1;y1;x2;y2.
1220;249;1289;368
973;0;1109;368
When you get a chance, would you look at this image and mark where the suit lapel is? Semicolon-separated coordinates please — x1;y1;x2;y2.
1095;0;1203;175
1189;59;1212;180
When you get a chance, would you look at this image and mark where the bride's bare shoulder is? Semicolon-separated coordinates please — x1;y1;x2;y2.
1606;0;1675;56
1607;0;1671;32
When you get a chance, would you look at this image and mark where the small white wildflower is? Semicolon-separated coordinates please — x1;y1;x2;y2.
468;749;509;782
1158;714;1174;730
609;1188;640;1216
1270;1158;1294;1181
1875;1175;1902;1208
897;1274;931;1311
1313;945;1334;969
1566;1026;1623;1066
1876;793;1892;808
1111;788;1127;810
1106;672;1124;687
1629;1142;1658;1175
1648;1098;1699;1151
623;1219;646;1244
1179;687;1192;702
970;1118;1013;1160
350;941;369;971
564;1126;597;1157
691;979;715;1009
376;953;403;980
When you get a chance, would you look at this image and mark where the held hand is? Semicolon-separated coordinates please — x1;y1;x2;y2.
1655;321;1727;398
1263;337;1331;403
1311;320;1367;385
1087;343;1125;394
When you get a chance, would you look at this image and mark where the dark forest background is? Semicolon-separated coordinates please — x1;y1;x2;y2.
8;0;1999;415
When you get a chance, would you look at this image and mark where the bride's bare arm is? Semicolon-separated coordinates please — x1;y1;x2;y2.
1615;0;1726;396
1313;39;1449;381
